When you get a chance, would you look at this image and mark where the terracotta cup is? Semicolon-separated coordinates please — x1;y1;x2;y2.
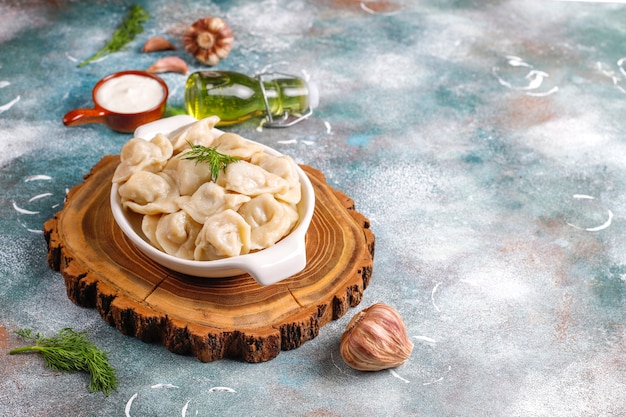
63;70;169;133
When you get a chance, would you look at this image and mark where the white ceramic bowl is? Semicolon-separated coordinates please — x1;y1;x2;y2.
110;115;315;286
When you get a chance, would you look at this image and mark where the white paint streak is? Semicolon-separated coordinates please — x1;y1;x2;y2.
618;57;626;77
151;383;179;389
0;95;20;113
566;195;613;232
360;1;400;15
324;120;333;134
0;80;9;88
493;57;557;96
12;201;39;215
181;400;190;417
506;56;532;68
597;61;625;94
422;376;444;386
389;369;410;383
423;365;452;386
360;2;378;14
526;86;559;97
431;281;442;312
277;139;297;144
65;52;78;62
597;62;620;83
28;193;53;203
566;210;614;232
573;194;595;200
524;70;550;90
124;393;138;417
25;175;52;182
585;209;613;231
413;335;437;344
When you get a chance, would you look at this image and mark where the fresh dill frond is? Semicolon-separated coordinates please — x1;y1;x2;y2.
78;4;150;67
9;328;118;396
180;143;240;182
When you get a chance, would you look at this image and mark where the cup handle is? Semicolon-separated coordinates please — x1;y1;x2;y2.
63;107;108;127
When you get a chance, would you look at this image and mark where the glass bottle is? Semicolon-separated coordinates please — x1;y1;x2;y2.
184;70;318;127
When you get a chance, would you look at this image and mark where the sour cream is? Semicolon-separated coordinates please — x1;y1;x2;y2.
95;74;165;114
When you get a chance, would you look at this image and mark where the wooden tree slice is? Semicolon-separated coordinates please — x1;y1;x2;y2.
44;155;375;363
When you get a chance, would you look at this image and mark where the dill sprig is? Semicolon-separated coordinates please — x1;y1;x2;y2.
9;328;118;396
180;143;240;182
78;4;150;67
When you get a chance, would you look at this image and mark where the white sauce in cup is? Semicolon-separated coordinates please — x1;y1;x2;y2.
95;74;165;114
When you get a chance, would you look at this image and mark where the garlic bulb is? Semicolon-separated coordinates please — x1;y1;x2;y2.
340;303;413;371
183;16;233;66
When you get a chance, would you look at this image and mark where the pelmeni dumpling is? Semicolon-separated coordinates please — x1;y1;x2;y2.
118;171;179;215
112;134;173;183
216;161;289;197
213;132;264;160
250;153;301;204
178;181;251;224
141;214;163;251
169;157;215;196
238;194;299;250
167;115;220;152
194;209;251;260
154;210;202;260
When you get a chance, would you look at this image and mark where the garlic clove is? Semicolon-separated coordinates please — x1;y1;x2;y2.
147;56;189;75
142;36;177;52
340;303;414;371
183;16;233;66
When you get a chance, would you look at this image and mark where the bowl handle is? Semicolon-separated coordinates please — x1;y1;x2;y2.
240;237;307;286
63;107;108;127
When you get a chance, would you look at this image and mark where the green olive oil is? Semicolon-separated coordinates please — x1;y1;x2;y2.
184;71;312;126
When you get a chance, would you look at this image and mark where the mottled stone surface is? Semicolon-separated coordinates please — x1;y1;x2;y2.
2;0;626;416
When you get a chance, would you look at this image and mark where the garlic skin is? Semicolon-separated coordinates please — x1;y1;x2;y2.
183;17;233;66
340;303;413;371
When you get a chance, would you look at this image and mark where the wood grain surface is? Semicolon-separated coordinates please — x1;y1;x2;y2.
44;155;375;363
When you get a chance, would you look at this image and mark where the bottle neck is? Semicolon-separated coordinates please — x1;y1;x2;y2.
258;75;310;118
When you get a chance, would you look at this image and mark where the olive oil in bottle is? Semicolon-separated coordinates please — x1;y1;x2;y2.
184;70;318;127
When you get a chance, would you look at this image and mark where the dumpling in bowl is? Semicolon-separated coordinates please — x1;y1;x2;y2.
194;209;251;261
154;210;202;260
112;134;173;183
216;161;289;197
164;157;214;196
177;181;250;224
238;193;299;250
213;132;264;160
167;115;220;152
118;171;179;215
250;153;301;204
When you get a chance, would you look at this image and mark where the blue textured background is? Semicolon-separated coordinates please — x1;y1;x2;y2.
2;0;626;415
